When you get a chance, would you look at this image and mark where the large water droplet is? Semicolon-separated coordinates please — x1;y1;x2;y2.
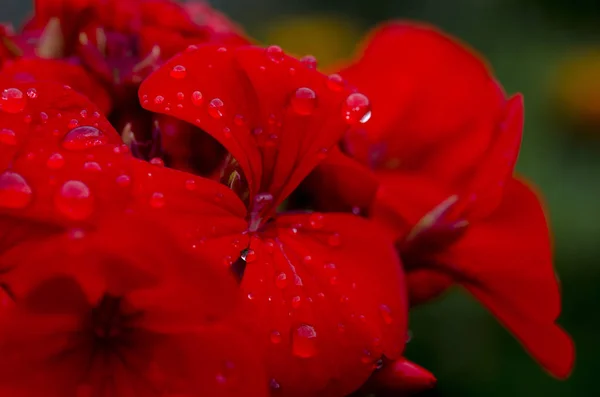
170;65;187;79
270;330;282;344
292;324;318;358
1;88;26;113
0;171;33;209
266;45;284;63
54;180;94;220
275;272;287;289
342;93;371;125
300;55;317;69
115;174;131;187
62;126;107;151
0;128;17;145
83;161;102;172
208;98;225;119
150;192;165;208
191;91;203;107
46;153;65;169
290;87;317;115
326;74;345;91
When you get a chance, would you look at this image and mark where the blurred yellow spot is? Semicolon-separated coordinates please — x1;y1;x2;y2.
555;48;600;126
261;15;363;70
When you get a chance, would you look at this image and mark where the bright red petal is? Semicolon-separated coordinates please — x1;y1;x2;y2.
139;44;369;210
218;213;408;397
0;58;112;114
430;178;574;378
339;22;505;184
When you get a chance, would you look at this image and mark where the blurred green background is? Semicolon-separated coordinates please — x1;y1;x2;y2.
6;0;600;395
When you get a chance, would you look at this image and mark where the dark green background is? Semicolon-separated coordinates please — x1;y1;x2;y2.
4;1;598;396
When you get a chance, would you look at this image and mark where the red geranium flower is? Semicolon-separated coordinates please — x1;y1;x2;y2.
138;44;408;397
305;22;575;379
0;81;267;397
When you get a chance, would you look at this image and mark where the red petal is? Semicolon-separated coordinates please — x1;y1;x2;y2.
139;44;367;210
430;178;574;378
0;58;112;114
226;214;408;397
339;22;505;184
370;357;436;394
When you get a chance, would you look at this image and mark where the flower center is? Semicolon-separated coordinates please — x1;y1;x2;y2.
91;295;126;342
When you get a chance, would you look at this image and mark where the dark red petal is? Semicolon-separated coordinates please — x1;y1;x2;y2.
226;214;407;397
302;146;379;213
430;178;574;378
370;357;436;394
339;22;505;183
139;45;367;210
0;58;112;114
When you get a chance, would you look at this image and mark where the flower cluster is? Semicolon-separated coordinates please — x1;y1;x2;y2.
0;1;574;396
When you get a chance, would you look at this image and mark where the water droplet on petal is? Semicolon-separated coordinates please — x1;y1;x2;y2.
326;74;345;91
1;88;26;113
83;161;102;172
115;174;131;187
80;110;88;118
309;212;324;229
68;119;79;129
154;95;165;105
0;128;17;145
62;126;107;150
39;112;48;123
242;248;257;263
149;157;164;167
191;91;203;106
292;324;317;358
275;272;287;289
208;98;225;119
328;232;342;247
266;45;284;63
0;171;33;209
46;152;65;169
170;65;187;79
300;55;317;69
379;304;393;325
270;330;282;344
150;192;165;208
342;93;371;125
26;88;37;99
291;296;302;308
54;180;94;220
184;179;196;191
269;379;281;390
290;87;317;115
233;114;245;126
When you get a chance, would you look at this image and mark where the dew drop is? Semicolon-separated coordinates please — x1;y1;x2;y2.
291;296;301;309
342;93;371;125
326;74;345;91
233;114;245;126
290;87;317;116
0;128;17;145
275;272;287;289
176;92;185;101
68;119;79;129
80;109;88;118
270;330;282;344
379;304;393;325
269;379;281;390
309;212;324;229
149;157;164;167
208;98;225;119
39;112;49;123
328;232;342;247
150;192;165;208
265;45;284;63
115;174;131;187
292;324;317;358
191;91;203;106
62;126;107;150
46;152;65;169
0;171;33;209
300;55;317;69
1;88;26;113
242;248;257;263
317;147;328;160
83;161;102;172
154;95;165;105
26;88;37;99
170;65;187;79
54;180;94;220
302;255;313;265
184;179;196;191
